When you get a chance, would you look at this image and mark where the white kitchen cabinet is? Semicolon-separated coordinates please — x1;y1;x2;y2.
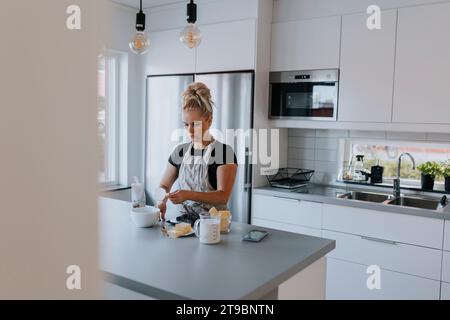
252;194;322;229
144;29;196;75
196;19;256;73
271;16;341;71
442;282;450;300
393;2;450;124
253;218;322;238
323;230;442;280
322;204;444;249
338;10;397;122
444;221;450;251
326;258;441;300
443;251;450;283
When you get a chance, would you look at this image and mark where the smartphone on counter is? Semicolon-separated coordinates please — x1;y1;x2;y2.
242;230;270;243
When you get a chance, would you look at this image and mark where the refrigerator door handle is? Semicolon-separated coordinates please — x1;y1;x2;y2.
244;147;252;191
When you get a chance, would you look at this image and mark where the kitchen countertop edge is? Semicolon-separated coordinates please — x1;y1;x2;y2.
253;186;450;221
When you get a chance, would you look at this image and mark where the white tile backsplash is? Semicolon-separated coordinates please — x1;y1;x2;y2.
289;128;316;137
426;132;450;142
287;159;315;170
315;149;338;162
316;129;349;138
315;137;339;150
349;130;387;139
386;131;428;141
287;128;450;185
288;136;316;149
315;161;337;174
288;148;315;161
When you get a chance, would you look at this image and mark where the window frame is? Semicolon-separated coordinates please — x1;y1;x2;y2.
339;138;450;188
99;51;122;187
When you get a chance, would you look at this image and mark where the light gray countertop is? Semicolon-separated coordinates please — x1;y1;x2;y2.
99;197;335;300
253;184;450;220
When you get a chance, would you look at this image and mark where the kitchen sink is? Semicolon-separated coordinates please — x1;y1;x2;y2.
386;197;443;210
338;191;394;203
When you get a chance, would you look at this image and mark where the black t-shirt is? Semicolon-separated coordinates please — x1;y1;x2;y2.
168;141;238;190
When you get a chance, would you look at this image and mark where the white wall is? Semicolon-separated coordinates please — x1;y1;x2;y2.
287;129;450;185
273;0;450;22
106;2;145;185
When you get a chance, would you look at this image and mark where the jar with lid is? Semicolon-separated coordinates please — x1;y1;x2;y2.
353;155;365;181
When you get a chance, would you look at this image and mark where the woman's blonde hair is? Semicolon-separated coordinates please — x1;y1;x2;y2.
182;82;214;119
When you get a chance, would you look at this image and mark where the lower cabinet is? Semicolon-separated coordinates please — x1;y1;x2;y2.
252;193;448;300
326;258;441;300
323;230;442;280
253;218;322;238
442;282;450;300
443;251;450;283
252;194;322;235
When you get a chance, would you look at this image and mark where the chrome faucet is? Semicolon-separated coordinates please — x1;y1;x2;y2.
393;153;416;199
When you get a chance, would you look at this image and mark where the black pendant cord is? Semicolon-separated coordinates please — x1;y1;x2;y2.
136;0;146;31
187;0;197;24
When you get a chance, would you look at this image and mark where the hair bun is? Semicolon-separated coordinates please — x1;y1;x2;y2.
182;82;214;117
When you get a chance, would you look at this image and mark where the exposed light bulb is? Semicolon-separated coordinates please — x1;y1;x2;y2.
180;23;202;49
130;0;150;55
180;0;202;49
130;31;150;55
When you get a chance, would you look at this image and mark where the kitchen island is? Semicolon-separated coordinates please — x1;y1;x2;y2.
99;197;335;300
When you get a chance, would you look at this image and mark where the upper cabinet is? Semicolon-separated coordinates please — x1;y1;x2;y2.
196;19;256;73
393;3;450;124
338;10;397;123
271;16;341;71
144;29;196;75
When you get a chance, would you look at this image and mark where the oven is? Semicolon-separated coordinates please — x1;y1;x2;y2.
269;69;339;121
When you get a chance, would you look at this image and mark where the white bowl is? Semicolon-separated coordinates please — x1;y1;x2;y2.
130;206;160;228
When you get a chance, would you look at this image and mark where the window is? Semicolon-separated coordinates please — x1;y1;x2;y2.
98;51;121;185
342;139;450;187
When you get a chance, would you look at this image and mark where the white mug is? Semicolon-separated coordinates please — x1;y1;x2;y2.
194;214;221;245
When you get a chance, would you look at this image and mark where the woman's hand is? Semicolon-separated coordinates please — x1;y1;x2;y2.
157;201;167;221
168;190;192;204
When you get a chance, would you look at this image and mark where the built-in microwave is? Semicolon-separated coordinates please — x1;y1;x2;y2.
269;69;339;121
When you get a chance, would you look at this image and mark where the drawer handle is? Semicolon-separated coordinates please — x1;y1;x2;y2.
360;236;398;246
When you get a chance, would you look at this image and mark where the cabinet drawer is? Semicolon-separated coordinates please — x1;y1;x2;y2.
443;251;450;283
322;204;443;249
252;218;322;238
323;230;442;280
326;258;440;300
444;221;450;251
442;282;450;300
252;194;322;229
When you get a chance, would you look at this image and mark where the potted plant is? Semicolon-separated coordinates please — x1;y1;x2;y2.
417;161;441;191
441;162;450;193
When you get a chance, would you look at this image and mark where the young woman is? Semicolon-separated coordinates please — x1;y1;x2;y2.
157;83;238;220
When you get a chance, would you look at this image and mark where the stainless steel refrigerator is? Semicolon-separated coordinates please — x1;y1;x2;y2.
145;72;254;223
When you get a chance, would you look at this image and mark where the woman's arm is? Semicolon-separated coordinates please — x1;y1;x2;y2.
159;163;178;194
157;163;178;219
169;164;237;206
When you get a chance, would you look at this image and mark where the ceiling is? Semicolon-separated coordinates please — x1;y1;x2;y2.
110;0;186;9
